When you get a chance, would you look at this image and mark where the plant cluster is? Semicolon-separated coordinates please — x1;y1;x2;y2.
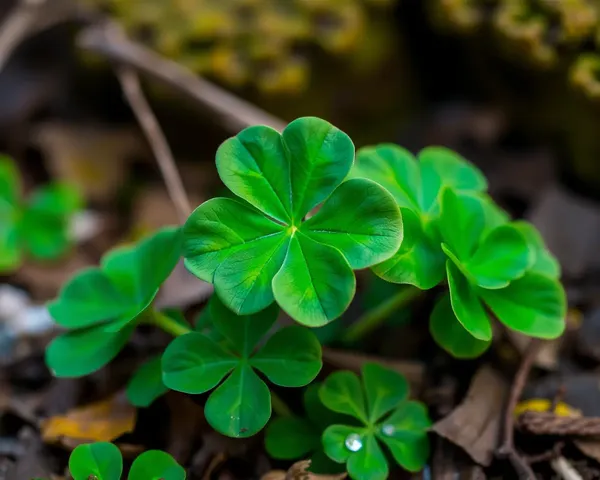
429;0;600;101
67;442;185;480
0;156;82;273
87;0;395;93
45;116;566;479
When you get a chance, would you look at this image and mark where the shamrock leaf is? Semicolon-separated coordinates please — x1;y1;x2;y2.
435;189;566;344
319;363;431;480
49;226;182;332
162;297;322;437
265;384;348;474
69;442;122;480
183;117;403;326
128;450;186;480
126;355;168;408
351;144;486;289
0;156;82;272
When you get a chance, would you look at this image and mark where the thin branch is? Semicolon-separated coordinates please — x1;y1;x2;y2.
78;22;287;133
116;63;191;222
496;338;542;480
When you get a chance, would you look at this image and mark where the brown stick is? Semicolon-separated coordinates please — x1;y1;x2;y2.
78;23;287;133
496;338;542;480
116;63;191;222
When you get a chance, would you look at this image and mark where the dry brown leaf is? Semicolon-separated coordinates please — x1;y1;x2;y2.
322;347;424;394
574;438;600;464
432;366;509;467
41;392;136;447
261;460;347;480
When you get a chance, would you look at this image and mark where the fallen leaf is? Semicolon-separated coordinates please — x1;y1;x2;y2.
322;347;424;394
261;460;347;480
41;392;136;447
514;399;581;418
432;366;509;467
574;438;600;464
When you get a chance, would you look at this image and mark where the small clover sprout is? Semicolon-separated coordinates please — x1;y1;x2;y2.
45;227;182;377
162;297;322;437
265;383;347;474
182;117;403;326
352;144;566;357
0;155;82;272
69;442;185;480
319;363;431;480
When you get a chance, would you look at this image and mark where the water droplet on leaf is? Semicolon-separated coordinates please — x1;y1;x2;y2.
381;424;395;436
345;433;363;452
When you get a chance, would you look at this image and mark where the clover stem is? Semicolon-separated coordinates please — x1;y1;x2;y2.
341;286;422;344
270;390;293;417
146;309;192;337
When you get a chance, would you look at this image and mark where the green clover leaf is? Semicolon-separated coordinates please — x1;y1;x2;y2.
48;226;182;332
126;355;168;408
436;189;566;346
128;450;186;480
183;117;403;326
0;156;82;272
319;363;431;480
68;443;185;480
162;297;322;437
351;144;486;290
69;442;123;480
265;383;349;474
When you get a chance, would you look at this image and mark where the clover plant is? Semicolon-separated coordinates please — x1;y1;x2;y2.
319;363;430;480
182;116;403;326
0;155;82;272
350;144;566;357
68;442;185;480
162;297;322;437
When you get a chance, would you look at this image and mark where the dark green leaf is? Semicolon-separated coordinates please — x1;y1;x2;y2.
251;325;322;387
446;261;492;341
46;323;133;377
346;434;388;480
0;155;20;206
162;332;237;394
210;296;278;357
302;178;403;269
21;209;70;260
319;371;368;424
362;362;408;423
126;355;168;408
272;233;355;327
429;294;491;359
321;424;362;464
479;272;566;339
265;416;320;459
68;442;122;480
205;364;271;437
128;450;185;480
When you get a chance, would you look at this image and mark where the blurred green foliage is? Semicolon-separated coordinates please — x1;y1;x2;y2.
91;0;396;94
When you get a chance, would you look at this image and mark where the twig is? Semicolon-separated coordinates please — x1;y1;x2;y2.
550;457;584;480
519;412;600;436
497;338;542;479
78;22;287;133
111;30;191;222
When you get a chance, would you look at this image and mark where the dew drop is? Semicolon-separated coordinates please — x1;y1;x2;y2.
381;424;395;436
345;433;363;452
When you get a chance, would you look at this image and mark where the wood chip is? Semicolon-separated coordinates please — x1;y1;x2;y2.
432;366;509;467
261;460;347;480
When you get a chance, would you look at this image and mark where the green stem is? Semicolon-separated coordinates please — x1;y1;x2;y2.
146;309;192;337
342;286;422;344
270;390;293;417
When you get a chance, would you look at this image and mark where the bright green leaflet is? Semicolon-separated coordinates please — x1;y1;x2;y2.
429;294;491;358
69;442;122;480
162;297;322;437
319;363;431;480
126;355;168;408
265;383;348;474
183;117;403;326
128;450;186;480
351;144;485;289
513;221;561;278
46;323;135;378
48;226;182;331
0;156;82;271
